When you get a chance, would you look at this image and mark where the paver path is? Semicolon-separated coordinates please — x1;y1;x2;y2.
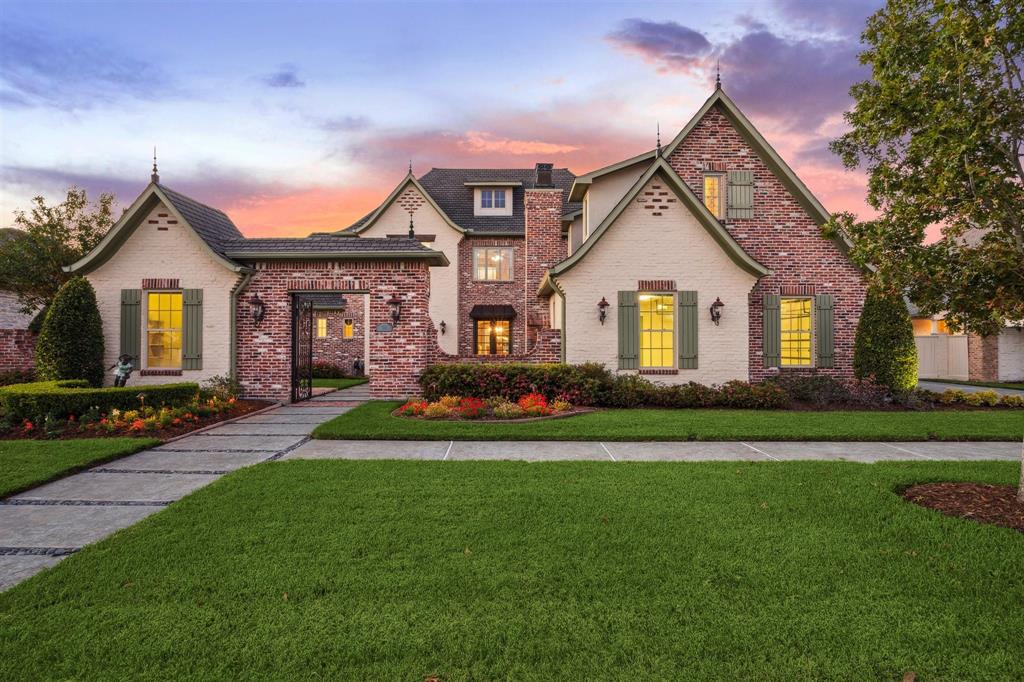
0;387;361;591
918;380;1024;397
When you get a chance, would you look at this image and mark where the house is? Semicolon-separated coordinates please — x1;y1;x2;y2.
66;85;866;401
909;300;1023;382
0;229;38;374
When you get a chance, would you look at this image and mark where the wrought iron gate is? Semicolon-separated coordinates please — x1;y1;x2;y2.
291;294;315;402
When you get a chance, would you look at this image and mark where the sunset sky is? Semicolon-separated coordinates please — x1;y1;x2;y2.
0;0;883;237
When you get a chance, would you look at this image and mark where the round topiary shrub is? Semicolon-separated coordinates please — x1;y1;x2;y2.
853;287;918;393
35;276;105;387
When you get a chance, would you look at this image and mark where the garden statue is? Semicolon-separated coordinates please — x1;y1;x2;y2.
109;354;134;387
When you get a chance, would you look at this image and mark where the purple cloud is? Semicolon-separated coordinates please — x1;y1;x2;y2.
606;19;712;72
262;64;305;88
772;0;884;35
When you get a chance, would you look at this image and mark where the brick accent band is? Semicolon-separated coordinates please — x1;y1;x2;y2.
142;278;180;290
638;280;676;291
639;369;679;375
780;284;816;296
140;369;183;376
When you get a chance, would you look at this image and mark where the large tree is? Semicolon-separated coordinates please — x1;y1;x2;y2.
827;0;1023;336
0;188;114;325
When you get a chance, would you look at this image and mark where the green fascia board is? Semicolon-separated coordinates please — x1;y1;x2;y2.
339;172;465;235
223;250;450;267
64;184;245;275
463;181;523;187
546;157;770;282
568;149;657;202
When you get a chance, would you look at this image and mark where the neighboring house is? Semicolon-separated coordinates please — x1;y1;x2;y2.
0;228;37;373
909;301;1024;382
67;85;867;401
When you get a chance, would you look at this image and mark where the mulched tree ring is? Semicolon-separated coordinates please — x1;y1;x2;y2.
902;482;1024;532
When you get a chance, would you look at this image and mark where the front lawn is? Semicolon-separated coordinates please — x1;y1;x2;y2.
314;400;1024;441
1;460;1021;679
0;438;159;498
312;377;368;390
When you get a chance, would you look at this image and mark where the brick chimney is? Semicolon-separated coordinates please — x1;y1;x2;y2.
524;166;564;350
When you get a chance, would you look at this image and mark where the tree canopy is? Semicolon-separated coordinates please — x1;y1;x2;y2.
827;0;1023;336
0;188;114;325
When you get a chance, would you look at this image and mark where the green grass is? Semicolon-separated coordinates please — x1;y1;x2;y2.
922;378;1024;391
312;377;368;389
0;438;159;498
1;460;1021;680
313;400;1024;441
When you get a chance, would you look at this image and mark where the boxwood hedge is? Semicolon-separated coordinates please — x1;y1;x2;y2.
0;380;200;421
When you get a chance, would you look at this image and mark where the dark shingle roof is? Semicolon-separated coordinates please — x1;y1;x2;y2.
157;184;244;254
220;235;436;254
418;168;579;234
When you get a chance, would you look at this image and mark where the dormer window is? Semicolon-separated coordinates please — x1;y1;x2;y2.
480;189;506;210
468;183;517;216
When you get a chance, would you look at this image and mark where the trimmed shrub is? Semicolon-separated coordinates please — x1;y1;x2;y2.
312;362;350;379
0;380;199;421
35;277;105;386
853;288;918;393
0;368;35;387
420;363;610;405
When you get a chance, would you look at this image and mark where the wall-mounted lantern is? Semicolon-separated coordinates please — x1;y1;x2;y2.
597;297;610;325
439;320;447;335
336;295;348;313
248;293;266;326
387;292;403;326
709;297;725;326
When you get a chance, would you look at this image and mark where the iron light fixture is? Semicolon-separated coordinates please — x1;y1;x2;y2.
709;297;725;326
439;320;447;335
387;292;403;326
248;293;266;326
336;295;348;313
597;297;610;325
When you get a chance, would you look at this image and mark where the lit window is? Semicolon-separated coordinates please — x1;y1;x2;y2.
703;174;724;219
316;318;328;338
480;189;506;209
780;298;813;366
912;318;933;336
473;247;513;281
639;293;674;368
936;319;954;335
476;319;510;355
343;318;354;339
147;292;182;368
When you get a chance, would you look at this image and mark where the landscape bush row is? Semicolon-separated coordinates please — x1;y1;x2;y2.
399;393;573;420
0;380;202;421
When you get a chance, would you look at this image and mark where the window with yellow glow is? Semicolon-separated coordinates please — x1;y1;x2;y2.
640;293;674;368
343;318;354;338
146;292;182;368
936;319;954;335
316;318;328;338
703;174;724;218
780;298;813;366
473;247;513;281
911;318;933;336
476;319;510;355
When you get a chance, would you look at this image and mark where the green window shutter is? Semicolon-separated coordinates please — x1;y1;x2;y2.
815;294;835;368
617;291;639;370
727;170;754;219
677;291;698;369
119;289;142;365
763;294;781;368
182;289;203;370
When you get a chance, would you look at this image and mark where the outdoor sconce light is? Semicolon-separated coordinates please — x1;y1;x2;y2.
336;296;348;313
247;293;266;326
387;292;403;326
709;297;725;326
439;320;447;335
597;297;610;325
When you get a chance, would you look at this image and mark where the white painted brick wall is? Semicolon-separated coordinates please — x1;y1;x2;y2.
998;327;1024;381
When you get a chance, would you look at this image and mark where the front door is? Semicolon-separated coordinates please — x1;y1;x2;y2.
291;294;315;402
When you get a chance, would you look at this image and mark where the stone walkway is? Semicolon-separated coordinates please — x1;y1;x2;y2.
0;386;363;591
918;380;1024;397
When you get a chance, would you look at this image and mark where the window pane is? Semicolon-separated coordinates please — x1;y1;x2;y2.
146;292;183;368
639;294;674;368
703;175;722;218
494;190;506;208
316;318;327;338
481;190;492;208
498;248;511;280
780;298;813;366
343;319;354;339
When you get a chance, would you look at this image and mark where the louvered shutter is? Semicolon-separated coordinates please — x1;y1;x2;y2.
727;170;754;219
120;289;142;365
677;291;698;369
182;289;203;370
763;294;781;368
815;294;835;368
617;291;639;370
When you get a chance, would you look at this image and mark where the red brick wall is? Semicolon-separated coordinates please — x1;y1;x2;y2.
666;104;866;380
967;333;999;381
311;298;365;375
235;260;433;401
457;237;527;357
524;189;566;349
0;330;35;373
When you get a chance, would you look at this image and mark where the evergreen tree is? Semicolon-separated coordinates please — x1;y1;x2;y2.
35;277;105;386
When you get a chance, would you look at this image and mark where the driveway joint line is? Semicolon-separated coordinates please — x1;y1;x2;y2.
90;468;231;475
1;499;171;507
266;436;312;461
0;546;80;557
881;442;933;460
740;442;779;461
155;448;282;454
443;441;453;461
600;442;615;461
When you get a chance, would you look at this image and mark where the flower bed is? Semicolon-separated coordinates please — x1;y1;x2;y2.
395;393;591;422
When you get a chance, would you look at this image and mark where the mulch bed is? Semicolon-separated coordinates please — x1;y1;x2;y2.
391;406;597;423
0;399;274;442
902;482;1024;532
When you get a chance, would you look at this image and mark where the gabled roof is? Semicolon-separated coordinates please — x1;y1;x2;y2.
539;156;770;295
157;184;245;249
341;167;581;236
568;149;656;202
221;235;448;265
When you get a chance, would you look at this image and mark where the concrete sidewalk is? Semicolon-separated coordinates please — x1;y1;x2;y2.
284;439;1023;462
919;380;1024;396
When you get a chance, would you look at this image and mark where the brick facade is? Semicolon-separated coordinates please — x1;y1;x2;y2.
523;189;566;349
457;237;527;356
666;105;866;380
967;333;999;382
0;330;35;373
311;297;365;375
235;260;434;401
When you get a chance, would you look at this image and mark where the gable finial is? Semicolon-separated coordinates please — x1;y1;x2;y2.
408;215;415;239
715;59;721;90
656;122;662;157
408;159;413;175
151;146;160;183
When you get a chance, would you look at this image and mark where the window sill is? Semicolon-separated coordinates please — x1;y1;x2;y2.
638;369;679;375
140;369;183;376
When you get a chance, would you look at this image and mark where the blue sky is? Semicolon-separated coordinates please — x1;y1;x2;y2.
0;0;882;236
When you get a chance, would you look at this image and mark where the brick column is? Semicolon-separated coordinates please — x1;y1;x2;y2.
524;188;565;352
968;333;999;381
